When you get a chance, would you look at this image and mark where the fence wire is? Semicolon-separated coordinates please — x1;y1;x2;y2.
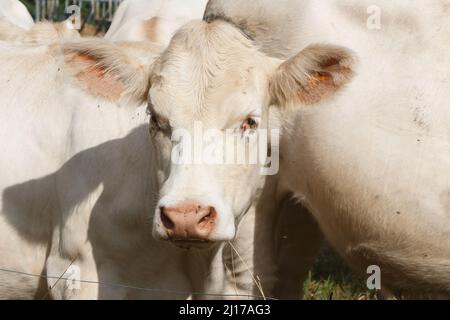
33;0;123;33
0;267;276;300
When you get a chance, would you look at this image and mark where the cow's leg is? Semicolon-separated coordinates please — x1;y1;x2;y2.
43;181;106;299
273;199;324;299
185;244;227;300
221;204;276;300
220;182;323;300
242;177;284;299
187;179;282;300
45;227;102;300
46;241;130;300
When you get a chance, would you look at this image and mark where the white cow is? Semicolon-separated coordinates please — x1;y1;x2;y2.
0;39;176;299
0;0;78;45
0;33;280;299
0;0;34;31
105;0;208;45
0;19;79;44
198;0;450;298
105;0;307;299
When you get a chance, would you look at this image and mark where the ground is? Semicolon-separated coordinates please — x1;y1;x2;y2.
303;245;381;300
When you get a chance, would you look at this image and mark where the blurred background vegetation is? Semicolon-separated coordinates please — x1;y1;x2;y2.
21;0;94;19
20;1;35;17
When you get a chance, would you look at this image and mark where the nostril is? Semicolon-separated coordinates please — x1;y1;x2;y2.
160;207;175;230
199;213;211;224
198;207;217;229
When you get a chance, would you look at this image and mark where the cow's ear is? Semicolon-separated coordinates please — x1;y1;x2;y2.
268;44;356;107
64;40;162;103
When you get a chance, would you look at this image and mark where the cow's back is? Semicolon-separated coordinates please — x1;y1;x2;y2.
105;0;208;44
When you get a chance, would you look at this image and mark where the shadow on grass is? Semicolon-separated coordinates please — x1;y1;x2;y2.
303;244;382;300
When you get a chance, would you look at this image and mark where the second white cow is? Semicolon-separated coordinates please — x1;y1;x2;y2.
0;0;34;31
201;0;450;298
105;0;208;45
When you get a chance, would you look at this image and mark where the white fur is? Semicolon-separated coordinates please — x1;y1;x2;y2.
0;0;34;31
105;0;208;45
0;19;79;44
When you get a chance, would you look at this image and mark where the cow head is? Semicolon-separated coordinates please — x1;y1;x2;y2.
149;20;356;248
61;20;354;249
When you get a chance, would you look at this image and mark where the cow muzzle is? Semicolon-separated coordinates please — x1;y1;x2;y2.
158;202;217;247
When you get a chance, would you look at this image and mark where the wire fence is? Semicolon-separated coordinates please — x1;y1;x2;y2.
0;267;275;300
32;0;123;33
0;241;276;300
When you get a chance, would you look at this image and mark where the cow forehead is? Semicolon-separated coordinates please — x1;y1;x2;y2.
149;70;263;129
149;20;272;127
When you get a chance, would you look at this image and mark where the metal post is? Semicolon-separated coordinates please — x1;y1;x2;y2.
35;0;40;21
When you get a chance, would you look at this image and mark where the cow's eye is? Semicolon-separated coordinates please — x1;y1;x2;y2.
241;117;258;131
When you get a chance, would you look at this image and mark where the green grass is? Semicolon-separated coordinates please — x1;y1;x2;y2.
21;1;35;17
303;245;381;300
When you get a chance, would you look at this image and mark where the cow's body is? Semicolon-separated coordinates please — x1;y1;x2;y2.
204;0;450;296
0;0;34;31
105;0;208;44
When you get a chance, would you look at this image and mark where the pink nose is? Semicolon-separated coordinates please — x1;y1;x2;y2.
160;203;217;241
